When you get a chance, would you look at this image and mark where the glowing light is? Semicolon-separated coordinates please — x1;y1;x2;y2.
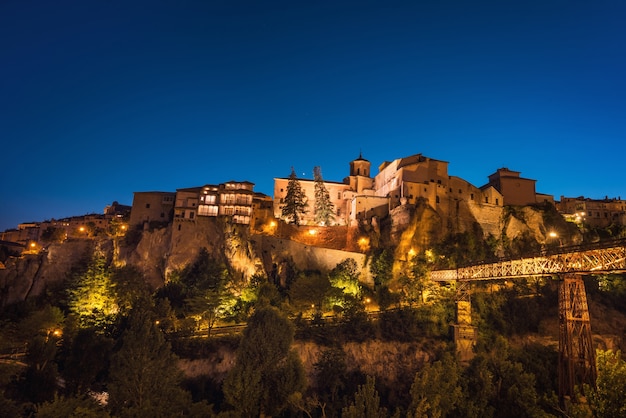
308;229;317;236
549;231;558;238
79;226;85;232
408;248;416;258
365;298;371;303
269;221;276;227
30;242;36;248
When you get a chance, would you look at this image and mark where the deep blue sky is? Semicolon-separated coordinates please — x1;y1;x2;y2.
2;0;625;231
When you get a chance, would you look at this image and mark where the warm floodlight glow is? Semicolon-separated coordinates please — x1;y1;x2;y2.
408;248;416;258
549;231;558;238
270;221;276;227
30;242;36;248
308;229;317;236
79;226;85;232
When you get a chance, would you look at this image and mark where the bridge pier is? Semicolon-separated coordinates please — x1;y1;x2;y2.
558;273;596;403
452;280;477;363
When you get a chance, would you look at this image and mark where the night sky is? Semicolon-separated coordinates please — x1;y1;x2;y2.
2;0;625;232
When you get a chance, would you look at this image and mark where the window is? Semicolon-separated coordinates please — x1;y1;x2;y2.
436;196;440;203
485;197;489;203
160;212;165;218
338;192;341;199
470;193;474;200
146;203;151;209
496;198;499;205
189;212;194;219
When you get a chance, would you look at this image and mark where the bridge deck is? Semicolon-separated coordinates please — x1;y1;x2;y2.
430;241;626;281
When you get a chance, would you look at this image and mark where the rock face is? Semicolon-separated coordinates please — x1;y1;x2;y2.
0;202;579;306
0;239;93;306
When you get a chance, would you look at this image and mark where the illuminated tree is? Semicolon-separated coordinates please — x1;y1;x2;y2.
329;258;361;298
313;166;335;226
281;167;308;226
67;253;118;329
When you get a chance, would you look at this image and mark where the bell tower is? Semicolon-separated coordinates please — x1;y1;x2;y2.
350;152;371;178
347;152;373;194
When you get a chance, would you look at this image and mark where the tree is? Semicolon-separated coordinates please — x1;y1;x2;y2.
107;305;194;417
281;167;308;225
223;304;306;417
407;353;462;418
341;376;389;418
182;249;233;335
329;258;361;298
587;350;626;418
36;394;111;418
288;272;332;313
313;166;335;226
67;252;118;329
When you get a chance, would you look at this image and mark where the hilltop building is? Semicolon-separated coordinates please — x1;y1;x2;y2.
557;196;626;228
170;180;271;228
273;153;554;229
129;191;176;229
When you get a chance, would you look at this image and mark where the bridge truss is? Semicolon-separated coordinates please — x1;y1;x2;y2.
429;241;626;403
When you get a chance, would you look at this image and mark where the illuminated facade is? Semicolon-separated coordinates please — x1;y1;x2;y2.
557;196;626;228
174;181;257;225
273;154;381;226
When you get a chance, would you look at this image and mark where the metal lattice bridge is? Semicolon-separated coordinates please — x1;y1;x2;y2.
429;239;626;402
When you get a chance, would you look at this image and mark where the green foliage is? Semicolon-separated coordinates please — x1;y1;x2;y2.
36;394;111;418
222;305;306;417
313;166;335;226
108;305;193;417
288;271;332;313
587;350;626;418
179;248;230;296
314;347;348;410
341;376;389;418
408;352;462;418
329;258;361;298
67;253;118;329
18;304;64;341
60;327;113;394
109;265;151;315
370;249;394;287
460;337;545;418
434;228;497;268
281;167;308;225
40;226;66;243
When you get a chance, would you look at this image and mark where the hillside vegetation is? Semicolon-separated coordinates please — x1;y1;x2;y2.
1;203;626;417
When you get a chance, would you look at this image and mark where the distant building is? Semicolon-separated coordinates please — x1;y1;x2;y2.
104;201;132;219
273;154;381;226
273;153;556;227
174;180;267;226
483;168;538;206
557;196;626;228
129;191;176;229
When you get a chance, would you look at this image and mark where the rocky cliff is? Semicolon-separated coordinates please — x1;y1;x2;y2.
0;202;579;306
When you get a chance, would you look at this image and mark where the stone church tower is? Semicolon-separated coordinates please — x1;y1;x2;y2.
346;152;374;193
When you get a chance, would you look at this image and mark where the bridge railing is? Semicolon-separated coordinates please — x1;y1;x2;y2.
430;239;626;281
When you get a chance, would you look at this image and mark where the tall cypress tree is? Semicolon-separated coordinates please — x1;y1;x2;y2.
313;166;335;226
281;167;308;225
